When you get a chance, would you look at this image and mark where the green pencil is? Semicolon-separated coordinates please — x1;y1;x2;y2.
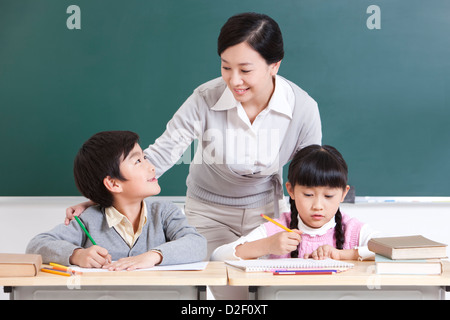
74;216;97;245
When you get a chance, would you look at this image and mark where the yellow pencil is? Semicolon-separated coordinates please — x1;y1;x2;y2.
260;214;293;232
41;268;71;277
49;262;69;271
49;262;82;275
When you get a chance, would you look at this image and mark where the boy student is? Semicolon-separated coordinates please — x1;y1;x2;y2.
26;131;207;271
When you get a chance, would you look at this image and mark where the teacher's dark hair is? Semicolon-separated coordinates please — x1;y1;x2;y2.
287;145;349;257
217;12;284;64
73;131;139;208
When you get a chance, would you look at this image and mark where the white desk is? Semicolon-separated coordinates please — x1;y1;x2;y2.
227;261;450;300
1;261;226;300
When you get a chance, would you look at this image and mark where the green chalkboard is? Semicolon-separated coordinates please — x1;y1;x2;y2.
1;0;449;196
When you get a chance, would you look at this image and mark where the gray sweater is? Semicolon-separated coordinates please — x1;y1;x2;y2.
145;76;322;209
26;200;207;266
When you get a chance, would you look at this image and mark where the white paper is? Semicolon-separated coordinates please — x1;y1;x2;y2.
70;261;208;273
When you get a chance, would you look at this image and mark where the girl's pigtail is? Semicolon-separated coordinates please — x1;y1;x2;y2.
289;197;299;258
334;208;345;250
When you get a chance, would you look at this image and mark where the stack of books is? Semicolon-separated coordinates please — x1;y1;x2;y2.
368;235;447;275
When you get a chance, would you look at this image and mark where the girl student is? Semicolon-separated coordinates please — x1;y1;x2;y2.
211;145;380;261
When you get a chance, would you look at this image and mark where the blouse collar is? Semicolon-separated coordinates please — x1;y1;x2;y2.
211;75;293;119
297;215;336;237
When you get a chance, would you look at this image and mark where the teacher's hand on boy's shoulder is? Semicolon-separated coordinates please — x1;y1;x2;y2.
69;245;111;268
267;229;302;256
65;200;95;225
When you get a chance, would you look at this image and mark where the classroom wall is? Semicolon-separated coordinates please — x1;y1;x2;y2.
1;197;449;300
1;0;450;197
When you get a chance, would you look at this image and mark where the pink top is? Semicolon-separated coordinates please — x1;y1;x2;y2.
264;211;364;259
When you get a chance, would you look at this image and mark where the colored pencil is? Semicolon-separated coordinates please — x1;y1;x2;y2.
41;268;71;277
74;215;97;245
49;262;70;271
260;214;293;232
49;262;82;275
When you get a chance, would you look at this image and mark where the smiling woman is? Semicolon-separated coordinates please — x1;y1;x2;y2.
220;42;281;123
218;13;284;123
170;13;321;261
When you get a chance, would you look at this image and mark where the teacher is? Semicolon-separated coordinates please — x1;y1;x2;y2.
67;12;321;259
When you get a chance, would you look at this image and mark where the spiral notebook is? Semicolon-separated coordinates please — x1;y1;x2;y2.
225;258;354;272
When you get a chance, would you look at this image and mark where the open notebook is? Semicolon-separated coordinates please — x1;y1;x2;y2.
225;258;354;272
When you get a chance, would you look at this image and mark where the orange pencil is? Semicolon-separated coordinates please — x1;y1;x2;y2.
41;268;71;277
49;262;70;271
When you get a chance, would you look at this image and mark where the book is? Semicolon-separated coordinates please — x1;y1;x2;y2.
0;253;42;277
225;258;354;272
368;235;447;260
375;254;443;275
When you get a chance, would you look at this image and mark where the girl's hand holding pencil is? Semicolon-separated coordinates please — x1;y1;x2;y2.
265;228;303;256
235;215;303;259
261;214;303;256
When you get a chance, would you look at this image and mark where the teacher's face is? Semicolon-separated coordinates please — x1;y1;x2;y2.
220;42;281;108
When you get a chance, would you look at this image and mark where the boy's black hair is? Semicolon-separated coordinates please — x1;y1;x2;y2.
73;131;139;208
287;145;348;257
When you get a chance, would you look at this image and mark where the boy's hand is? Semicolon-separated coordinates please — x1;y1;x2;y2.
103;251;163;271
69;246;111;268
304;245;340;260
267;230;302;256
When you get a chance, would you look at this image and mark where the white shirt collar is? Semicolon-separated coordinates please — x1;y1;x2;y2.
211;75;293;119
297;215;336;237
211;85;236;111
